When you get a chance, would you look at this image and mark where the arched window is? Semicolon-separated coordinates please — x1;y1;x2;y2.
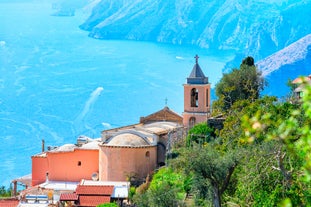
191;88;198;107
189;117;196;128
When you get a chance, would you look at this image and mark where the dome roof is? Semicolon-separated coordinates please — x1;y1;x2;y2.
53;144;76;152
80;141;100;150
106;132;150;147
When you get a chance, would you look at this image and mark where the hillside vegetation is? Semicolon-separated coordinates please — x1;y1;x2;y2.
130;57;311;207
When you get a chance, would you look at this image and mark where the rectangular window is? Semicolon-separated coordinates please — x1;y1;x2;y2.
206;89;209;107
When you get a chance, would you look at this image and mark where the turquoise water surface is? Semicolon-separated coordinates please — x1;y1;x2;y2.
0;0;233;187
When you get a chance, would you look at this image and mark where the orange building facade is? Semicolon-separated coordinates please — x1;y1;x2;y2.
31;107;183;186
32;143;99;186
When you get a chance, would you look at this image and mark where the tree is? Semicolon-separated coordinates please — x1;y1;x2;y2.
133;167;187;207
241;56;254;66
0;186;11;197
186;122;214;146
227;139;311;206
214;56;265;112
208;93;310;206
130;60;311;207
179;143;240;207
220;96;279;147
239;82;311;206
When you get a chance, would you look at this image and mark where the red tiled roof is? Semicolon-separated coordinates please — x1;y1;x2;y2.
0;198;19;207
60;193;79;201
78;195;110;206
76;185;114;195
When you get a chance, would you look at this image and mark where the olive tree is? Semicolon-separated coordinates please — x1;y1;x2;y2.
214;56;265;112
181;143;240;207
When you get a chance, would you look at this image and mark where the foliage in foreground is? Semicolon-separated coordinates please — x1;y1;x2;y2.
0;186;11;198
176;142;240;207
241;80;311;206
176;96;310;206
133;167;188;207
97;203;118;207
132;59;311;207
186;122;214;146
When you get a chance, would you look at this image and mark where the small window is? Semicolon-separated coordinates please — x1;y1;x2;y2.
145;151;150;157
77;161;82;166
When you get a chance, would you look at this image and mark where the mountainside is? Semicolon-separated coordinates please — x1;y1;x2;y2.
257;34;311;77
80;0;311;59
257;34;311;96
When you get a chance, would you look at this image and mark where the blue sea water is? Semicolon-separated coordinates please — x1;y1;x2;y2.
0;1;233;188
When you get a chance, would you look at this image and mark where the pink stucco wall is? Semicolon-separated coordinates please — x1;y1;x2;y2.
183;113;209;127
99;146;157;181
183;84;210;127
32;149;99;186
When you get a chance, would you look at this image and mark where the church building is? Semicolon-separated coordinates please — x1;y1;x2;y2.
15;55;211;206
183;55;211;128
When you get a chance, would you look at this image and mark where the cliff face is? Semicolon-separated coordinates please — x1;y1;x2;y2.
80;0;311;59
77;0;311;97
257;34;311;77
257;34;311;97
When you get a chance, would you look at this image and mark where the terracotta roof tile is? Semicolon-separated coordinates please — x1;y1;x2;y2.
79;195;110;206
0;199;19;207
76;185;114;195
60;193;78;201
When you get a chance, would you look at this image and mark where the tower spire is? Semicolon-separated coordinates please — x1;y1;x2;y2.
187;54;208;84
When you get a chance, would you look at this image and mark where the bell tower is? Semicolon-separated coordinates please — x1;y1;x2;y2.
183;55;211;128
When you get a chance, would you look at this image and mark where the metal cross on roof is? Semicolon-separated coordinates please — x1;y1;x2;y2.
194;54;199;64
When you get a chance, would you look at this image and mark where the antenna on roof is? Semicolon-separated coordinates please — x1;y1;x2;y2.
42;139;45;152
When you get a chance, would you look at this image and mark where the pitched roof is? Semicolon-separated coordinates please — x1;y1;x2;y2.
60;193;79;201
189;63;205;78
76;185;114;195
78;195;110;206
187;55;208;84
140;106;183;124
